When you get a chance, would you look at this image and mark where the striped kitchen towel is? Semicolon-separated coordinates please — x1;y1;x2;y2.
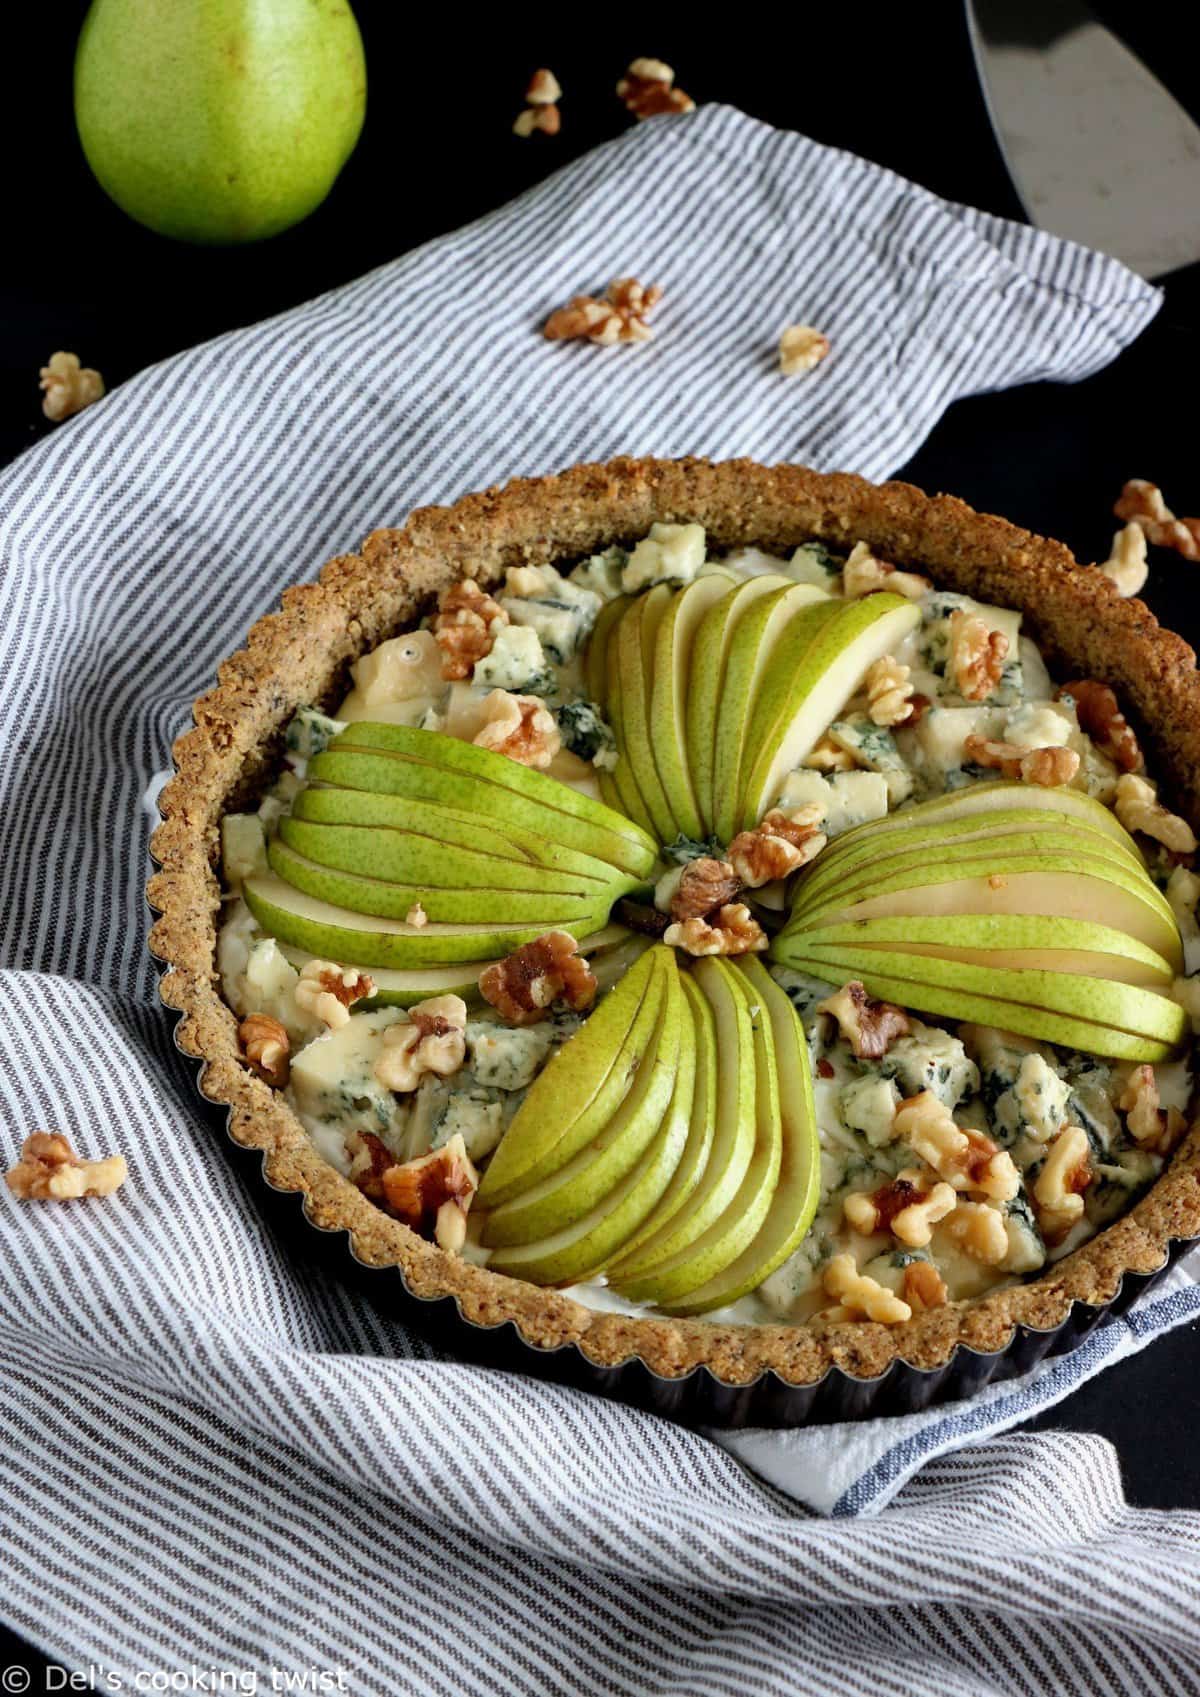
4;103;1197;1695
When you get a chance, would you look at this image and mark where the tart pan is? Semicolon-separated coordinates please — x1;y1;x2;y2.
147;456;1200;1428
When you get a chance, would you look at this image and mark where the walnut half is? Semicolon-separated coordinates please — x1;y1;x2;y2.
380;1135;479;1254
6;1132;127;1201
816;980;910;1059
479;930;597;1025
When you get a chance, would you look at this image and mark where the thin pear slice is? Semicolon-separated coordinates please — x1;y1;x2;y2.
481;961;683;1245
711;583;830;845
614;585;679;843
319;725;656;875
774;942;1186;1061
792;914;1174;987
666;958;820;1315
277;816;617;897
826;777;1140;853
685;575;796;836
606;973;717;1265
267;840;609;925
293;786;625;883
477;947;665;1205
483;1008;693;1287
651;575;740;842
279;945;487;1007
786;854;1181;966
737;595;922;831
243;875;608;968
614;960;783;1305
602;604;658;834
585;592;632;815
608;958;758;1287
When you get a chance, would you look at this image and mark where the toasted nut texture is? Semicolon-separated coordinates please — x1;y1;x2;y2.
1114;773;1198;854
616;58;695;118
728;805;826;886
294;961;375;1031
1058;679;1142;772
379;1134;479;1254
1118;1064;1188;1155
894;1091;1019;1201
817;980;910;1060
942;1201;1009;1265
949;609;1009;701
514;104;560;137
544;277;663;345
802;735;857;771
778;325;830;376
842;541;930;600
822;1254;912;1324
374;996;468;1093
864;656;915;727
1097;522;1149;597
6;1132;127;1201
1033;1124;1091;1243
238;1012;291;1085
525;67;562;104
843;1171;957;1247
1114;478;1200;562
669;857;742;921
964;734;1080;788
663;903;768;957
347;1130;397;1201
39;351;105;422
479;930;597;1025
473;690;561;767
903;1260;949;1313
433;578;509;680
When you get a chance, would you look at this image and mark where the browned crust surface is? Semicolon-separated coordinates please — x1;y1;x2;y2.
148;456;1200;1388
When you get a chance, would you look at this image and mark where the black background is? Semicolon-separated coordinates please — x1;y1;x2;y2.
2;0;1198;1674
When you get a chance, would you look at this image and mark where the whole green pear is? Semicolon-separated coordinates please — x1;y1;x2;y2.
74;0;366;244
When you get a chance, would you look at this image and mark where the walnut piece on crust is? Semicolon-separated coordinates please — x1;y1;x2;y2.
894;1091;1019;1201
39;351;104;422
963;733;1080;788
294;960;375;1030
1114;479;1200;562
473;690;561;768
544;277;663;346
1118;1064;1188;1155
1033;1124;1092;1244
903;1260;949;1313
380;1134;479;1254
238;1012;291;1085
669;857;742;921
1097;522;1149;598
728;806;826;887
842;541;930;600
1057;679;1142;773
6;1132;127;1201
1113;773;1197;855
616;57;695;118
663;902;767;957
864;656;915;727
433;578;509;681
822;1254;912;1324
948;609;1009;701
479;930;597;1025
816;980;910;1060
374;996;468;1092
778;325;830;377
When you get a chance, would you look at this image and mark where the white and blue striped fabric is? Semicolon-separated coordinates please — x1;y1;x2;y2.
4;105;1198;1694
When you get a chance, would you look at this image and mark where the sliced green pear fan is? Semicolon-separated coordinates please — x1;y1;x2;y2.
243;874;608;969
483;1005;694;1288
665;958;820;1315
607;958;757;1284
711;583;830;844
827;778;1141;851
736;594;922;831
651;575;739;842
477;947;666;1205
614;958;783;1305
480;961;683;1246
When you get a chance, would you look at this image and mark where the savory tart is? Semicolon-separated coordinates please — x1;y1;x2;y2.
149;458;1200;1389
